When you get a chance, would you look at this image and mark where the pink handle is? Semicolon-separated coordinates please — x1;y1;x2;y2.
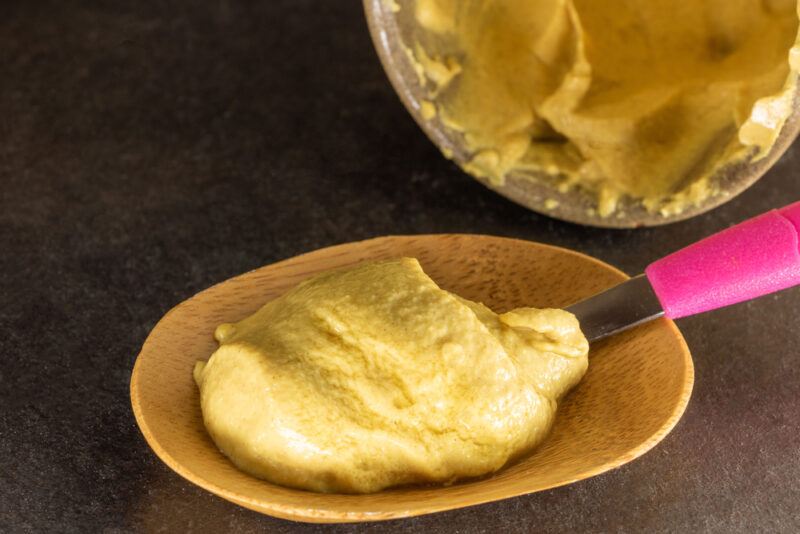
645;201;800;319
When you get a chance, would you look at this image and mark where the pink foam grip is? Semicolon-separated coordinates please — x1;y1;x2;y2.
645;201;800;319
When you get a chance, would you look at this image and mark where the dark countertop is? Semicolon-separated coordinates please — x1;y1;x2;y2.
2;1;800;532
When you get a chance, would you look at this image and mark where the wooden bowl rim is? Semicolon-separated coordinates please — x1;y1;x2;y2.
130;235;694;523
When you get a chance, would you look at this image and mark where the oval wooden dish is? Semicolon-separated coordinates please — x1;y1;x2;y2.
130;235;694;523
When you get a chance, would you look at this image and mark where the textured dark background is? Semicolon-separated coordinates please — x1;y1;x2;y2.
2;1;800;532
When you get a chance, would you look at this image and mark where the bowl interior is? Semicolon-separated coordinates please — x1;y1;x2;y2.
363;0;800;228
131;235;693;523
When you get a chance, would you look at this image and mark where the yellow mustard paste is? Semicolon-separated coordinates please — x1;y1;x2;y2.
193;258;588;493
405;0;800;216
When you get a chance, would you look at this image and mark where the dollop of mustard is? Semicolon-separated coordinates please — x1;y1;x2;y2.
407;0;800;216
193;258;588;493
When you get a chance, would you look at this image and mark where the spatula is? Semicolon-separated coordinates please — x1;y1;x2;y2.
568;201;800;342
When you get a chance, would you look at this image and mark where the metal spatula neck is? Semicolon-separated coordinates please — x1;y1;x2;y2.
566;274;665;343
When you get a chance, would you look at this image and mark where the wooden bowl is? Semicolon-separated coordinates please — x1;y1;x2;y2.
130;235;693;523
363;0;800;228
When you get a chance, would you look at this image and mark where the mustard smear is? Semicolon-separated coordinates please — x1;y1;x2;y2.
408;0;799;217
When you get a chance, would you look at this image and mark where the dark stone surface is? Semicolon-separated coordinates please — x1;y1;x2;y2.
1;1;799;532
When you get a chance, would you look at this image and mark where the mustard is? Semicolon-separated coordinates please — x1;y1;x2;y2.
194;259;588;493
408;0;799;217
